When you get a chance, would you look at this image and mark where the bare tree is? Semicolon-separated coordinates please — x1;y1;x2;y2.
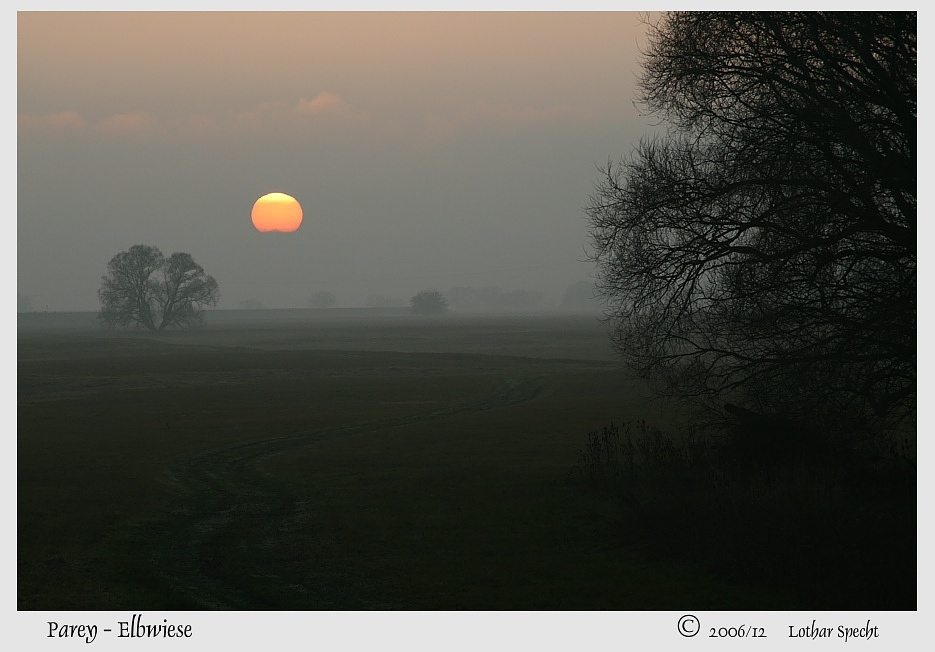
410;289;448;315
586;12;915;435
98;244;219;331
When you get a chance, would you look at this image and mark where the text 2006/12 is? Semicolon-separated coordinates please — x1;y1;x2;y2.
709;625;767;638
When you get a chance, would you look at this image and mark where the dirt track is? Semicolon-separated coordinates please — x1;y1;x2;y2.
156;375;547;608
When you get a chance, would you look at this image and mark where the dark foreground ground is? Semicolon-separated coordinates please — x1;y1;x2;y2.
18;309;915;610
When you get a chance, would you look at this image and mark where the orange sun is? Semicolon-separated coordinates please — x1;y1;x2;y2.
251;192;303;232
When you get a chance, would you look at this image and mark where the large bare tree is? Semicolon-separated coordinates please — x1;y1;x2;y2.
586;12;915;435
98;244;220;331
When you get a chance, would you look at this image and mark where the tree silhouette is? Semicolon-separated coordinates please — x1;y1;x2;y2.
586;12;915;435
98;244;220;331
410;290;448;315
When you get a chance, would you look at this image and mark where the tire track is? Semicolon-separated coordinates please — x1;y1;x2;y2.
152;375;546;609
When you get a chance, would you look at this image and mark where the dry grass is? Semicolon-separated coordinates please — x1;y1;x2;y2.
572;420;916;609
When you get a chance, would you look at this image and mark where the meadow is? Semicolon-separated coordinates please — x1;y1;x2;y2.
18;310;914;610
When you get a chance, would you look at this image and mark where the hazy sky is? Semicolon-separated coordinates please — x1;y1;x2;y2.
18;11;656;310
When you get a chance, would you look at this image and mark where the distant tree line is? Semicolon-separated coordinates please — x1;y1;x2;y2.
366;294;406;308
445;286;543;311
308;291;338;309
560;281;600;311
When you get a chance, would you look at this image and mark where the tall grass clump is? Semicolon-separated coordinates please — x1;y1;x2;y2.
572;417;916;610
573;420;710;494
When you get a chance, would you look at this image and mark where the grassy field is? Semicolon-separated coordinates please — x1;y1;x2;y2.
18;309;909;610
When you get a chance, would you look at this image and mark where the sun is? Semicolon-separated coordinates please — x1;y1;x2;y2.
251;192;303;232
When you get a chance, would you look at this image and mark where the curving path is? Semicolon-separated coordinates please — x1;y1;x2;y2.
149;375;546;609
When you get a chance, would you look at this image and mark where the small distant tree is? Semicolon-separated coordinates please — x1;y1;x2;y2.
98;244;219;331
410;289;448;315
308;290;338;309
